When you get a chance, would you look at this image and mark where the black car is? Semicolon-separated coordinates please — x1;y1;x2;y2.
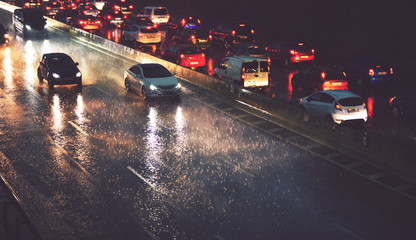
390;92;416;117
336;57;394;88
291;66;349;92
100;9;125;28
55;9;79;25
172;28;211;50
226;44;268;59
37;53;82;87
167;16;201;34
12;8;46;37
0;23;9;46
209;23;255;49
121;16;154;30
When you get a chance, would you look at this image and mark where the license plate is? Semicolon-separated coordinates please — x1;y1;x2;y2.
239;35;248;39
148;35;155;38
332;82;342;85
378;72;387;75
300;55;309;59
348;108;358;113
191;62;198;65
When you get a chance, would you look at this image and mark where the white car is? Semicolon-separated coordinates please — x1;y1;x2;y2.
124;63;181;99
300;90;368;124
122;24;161;47
139;6;170;25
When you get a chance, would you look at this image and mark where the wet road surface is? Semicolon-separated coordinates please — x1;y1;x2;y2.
1;8;416;240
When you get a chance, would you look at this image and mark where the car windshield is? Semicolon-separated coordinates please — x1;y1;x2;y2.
247;46;266;55
23;12;44;21
140;27;158;33
235;25;252;35
338;97;363;106
48;56;75;67
325;71;346;80
141;64;172;78
136;17;152;25
181;47;201;54
154;8;167;15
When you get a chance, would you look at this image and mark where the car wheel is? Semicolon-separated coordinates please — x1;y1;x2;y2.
391;105;402;117
125;78;131;91
37;69;43;82
141;86;147;99
291;78;298;90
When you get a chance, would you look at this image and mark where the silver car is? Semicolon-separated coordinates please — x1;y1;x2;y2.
300;90;368;124
124;63;181;99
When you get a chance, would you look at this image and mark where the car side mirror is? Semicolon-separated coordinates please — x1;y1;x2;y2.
75;62;79;66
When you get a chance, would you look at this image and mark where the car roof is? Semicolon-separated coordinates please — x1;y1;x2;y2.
319;90;361;99
132;24;157;29
44;53;71;58
143;6;167;9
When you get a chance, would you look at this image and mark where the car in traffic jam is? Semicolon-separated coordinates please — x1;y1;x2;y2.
162;44;206;69
291;66;349;92
267;41;315;66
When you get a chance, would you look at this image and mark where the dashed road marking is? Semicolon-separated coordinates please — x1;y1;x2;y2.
368;172;386;180
68;121;88;136
396;184;413;191
333;223;364;240
345;162;363;169
303;143;322;150
94;86;112;97
251;120;266;125
218;157;254;178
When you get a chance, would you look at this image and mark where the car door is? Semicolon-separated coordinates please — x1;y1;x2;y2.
39;55;49;79
124;25;138;41
305;92;324;116
129;66;142;91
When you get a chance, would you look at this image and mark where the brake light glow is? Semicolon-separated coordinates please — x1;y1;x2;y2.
182;19;186;25
202;53;205;57
369;69;375;76
53;2;57;5
209;34;212;40
191;35;195;40
24;3;29;7
84;10;87;14
46;6;51;10
129;5;133;9
251;29;254;34
290;50;296;55
146;26;151;29
197;19;201;24
311;49;315;54
138;33;143;37
390;68;393;74
79;20;85;25
232;30;236;36
95;20;101;24
121;0;125;2
321;72;326;79
107;15;112;20
180;54;185;59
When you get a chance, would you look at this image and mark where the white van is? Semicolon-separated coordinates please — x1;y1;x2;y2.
214;56;270;89
139;6;170;25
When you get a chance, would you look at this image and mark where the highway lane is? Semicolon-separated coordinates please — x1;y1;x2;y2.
1;8;416;240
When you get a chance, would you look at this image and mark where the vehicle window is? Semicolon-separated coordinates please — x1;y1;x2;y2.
325;71;346;80
338;97;364;106
308;93;323;102
247;46;266;55
154;8;167;15
141;64;172;78
48;56;74;67
321;93;335;103
0;24;5;33
259;61;269;72
144;9;151;15
221;59;230;68
235;25;251;35
242;61;258;73
181;47;201;54
23;12;44;21
140;27;158;33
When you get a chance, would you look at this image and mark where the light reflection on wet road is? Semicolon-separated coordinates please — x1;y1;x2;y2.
1;10;416;240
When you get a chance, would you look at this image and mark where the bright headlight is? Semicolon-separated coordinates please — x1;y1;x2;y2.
25;25;31;30
149;84;157;91
52;73;60;78
76;71;82;77
4;33;9;38
175;83;181;89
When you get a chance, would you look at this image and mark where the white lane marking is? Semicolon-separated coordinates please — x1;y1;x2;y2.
235;99;273;116
47;135;90;175
368;172;386;180
396;184;413;191
303;143;321;150
333;223;365;240
218;157;254;178
94;86;112;97
345;162;363;169
127;166;167;194
214;234;227;240
68;121;88;136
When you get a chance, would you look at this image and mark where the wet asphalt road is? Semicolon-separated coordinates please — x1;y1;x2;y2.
1;9;416;240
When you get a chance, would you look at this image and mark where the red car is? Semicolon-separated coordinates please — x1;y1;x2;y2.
291;66;348;92
267;41;314;66
162;44;206;69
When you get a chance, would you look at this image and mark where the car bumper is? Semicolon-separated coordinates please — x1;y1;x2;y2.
332;111;368;124
291;55;314;63
51;77;82;85
148;88;181;97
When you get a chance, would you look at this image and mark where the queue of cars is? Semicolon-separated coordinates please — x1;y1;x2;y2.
1;0;402;123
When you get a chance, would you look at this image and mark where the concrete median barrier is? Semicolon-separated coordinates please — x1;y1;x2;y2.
1;2;415;184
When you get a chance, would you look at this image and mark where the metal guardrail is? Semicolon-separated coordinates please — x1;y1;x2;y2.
0;175;43;240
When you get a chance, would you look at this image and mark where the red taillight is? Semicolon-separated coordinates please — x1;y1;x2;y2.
71;3;75;7
390;67;393;74
151;15;154;20
60;7;63;10
197;19;201;24
79;20;84;25
290;50;296;55
209;34;212;40
138;33;143;37
24;3;29;7
84;10;87;14
251;29;254;34
191;35;195;40
321;72;326;79
95;20;101;24
107;15;112;20
180;54;185;59
46;6;51;10
334;102;342;110
369;69;375;76
311;49;315;54
201;53;205;58
121;0;125;2
114;5;120;10
167;15;170;20
267;57;271;64
181;19;186;25
129;5;133;9
232;30;236;35
146;26;151;29
53;2;57;5
123;15;127;19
